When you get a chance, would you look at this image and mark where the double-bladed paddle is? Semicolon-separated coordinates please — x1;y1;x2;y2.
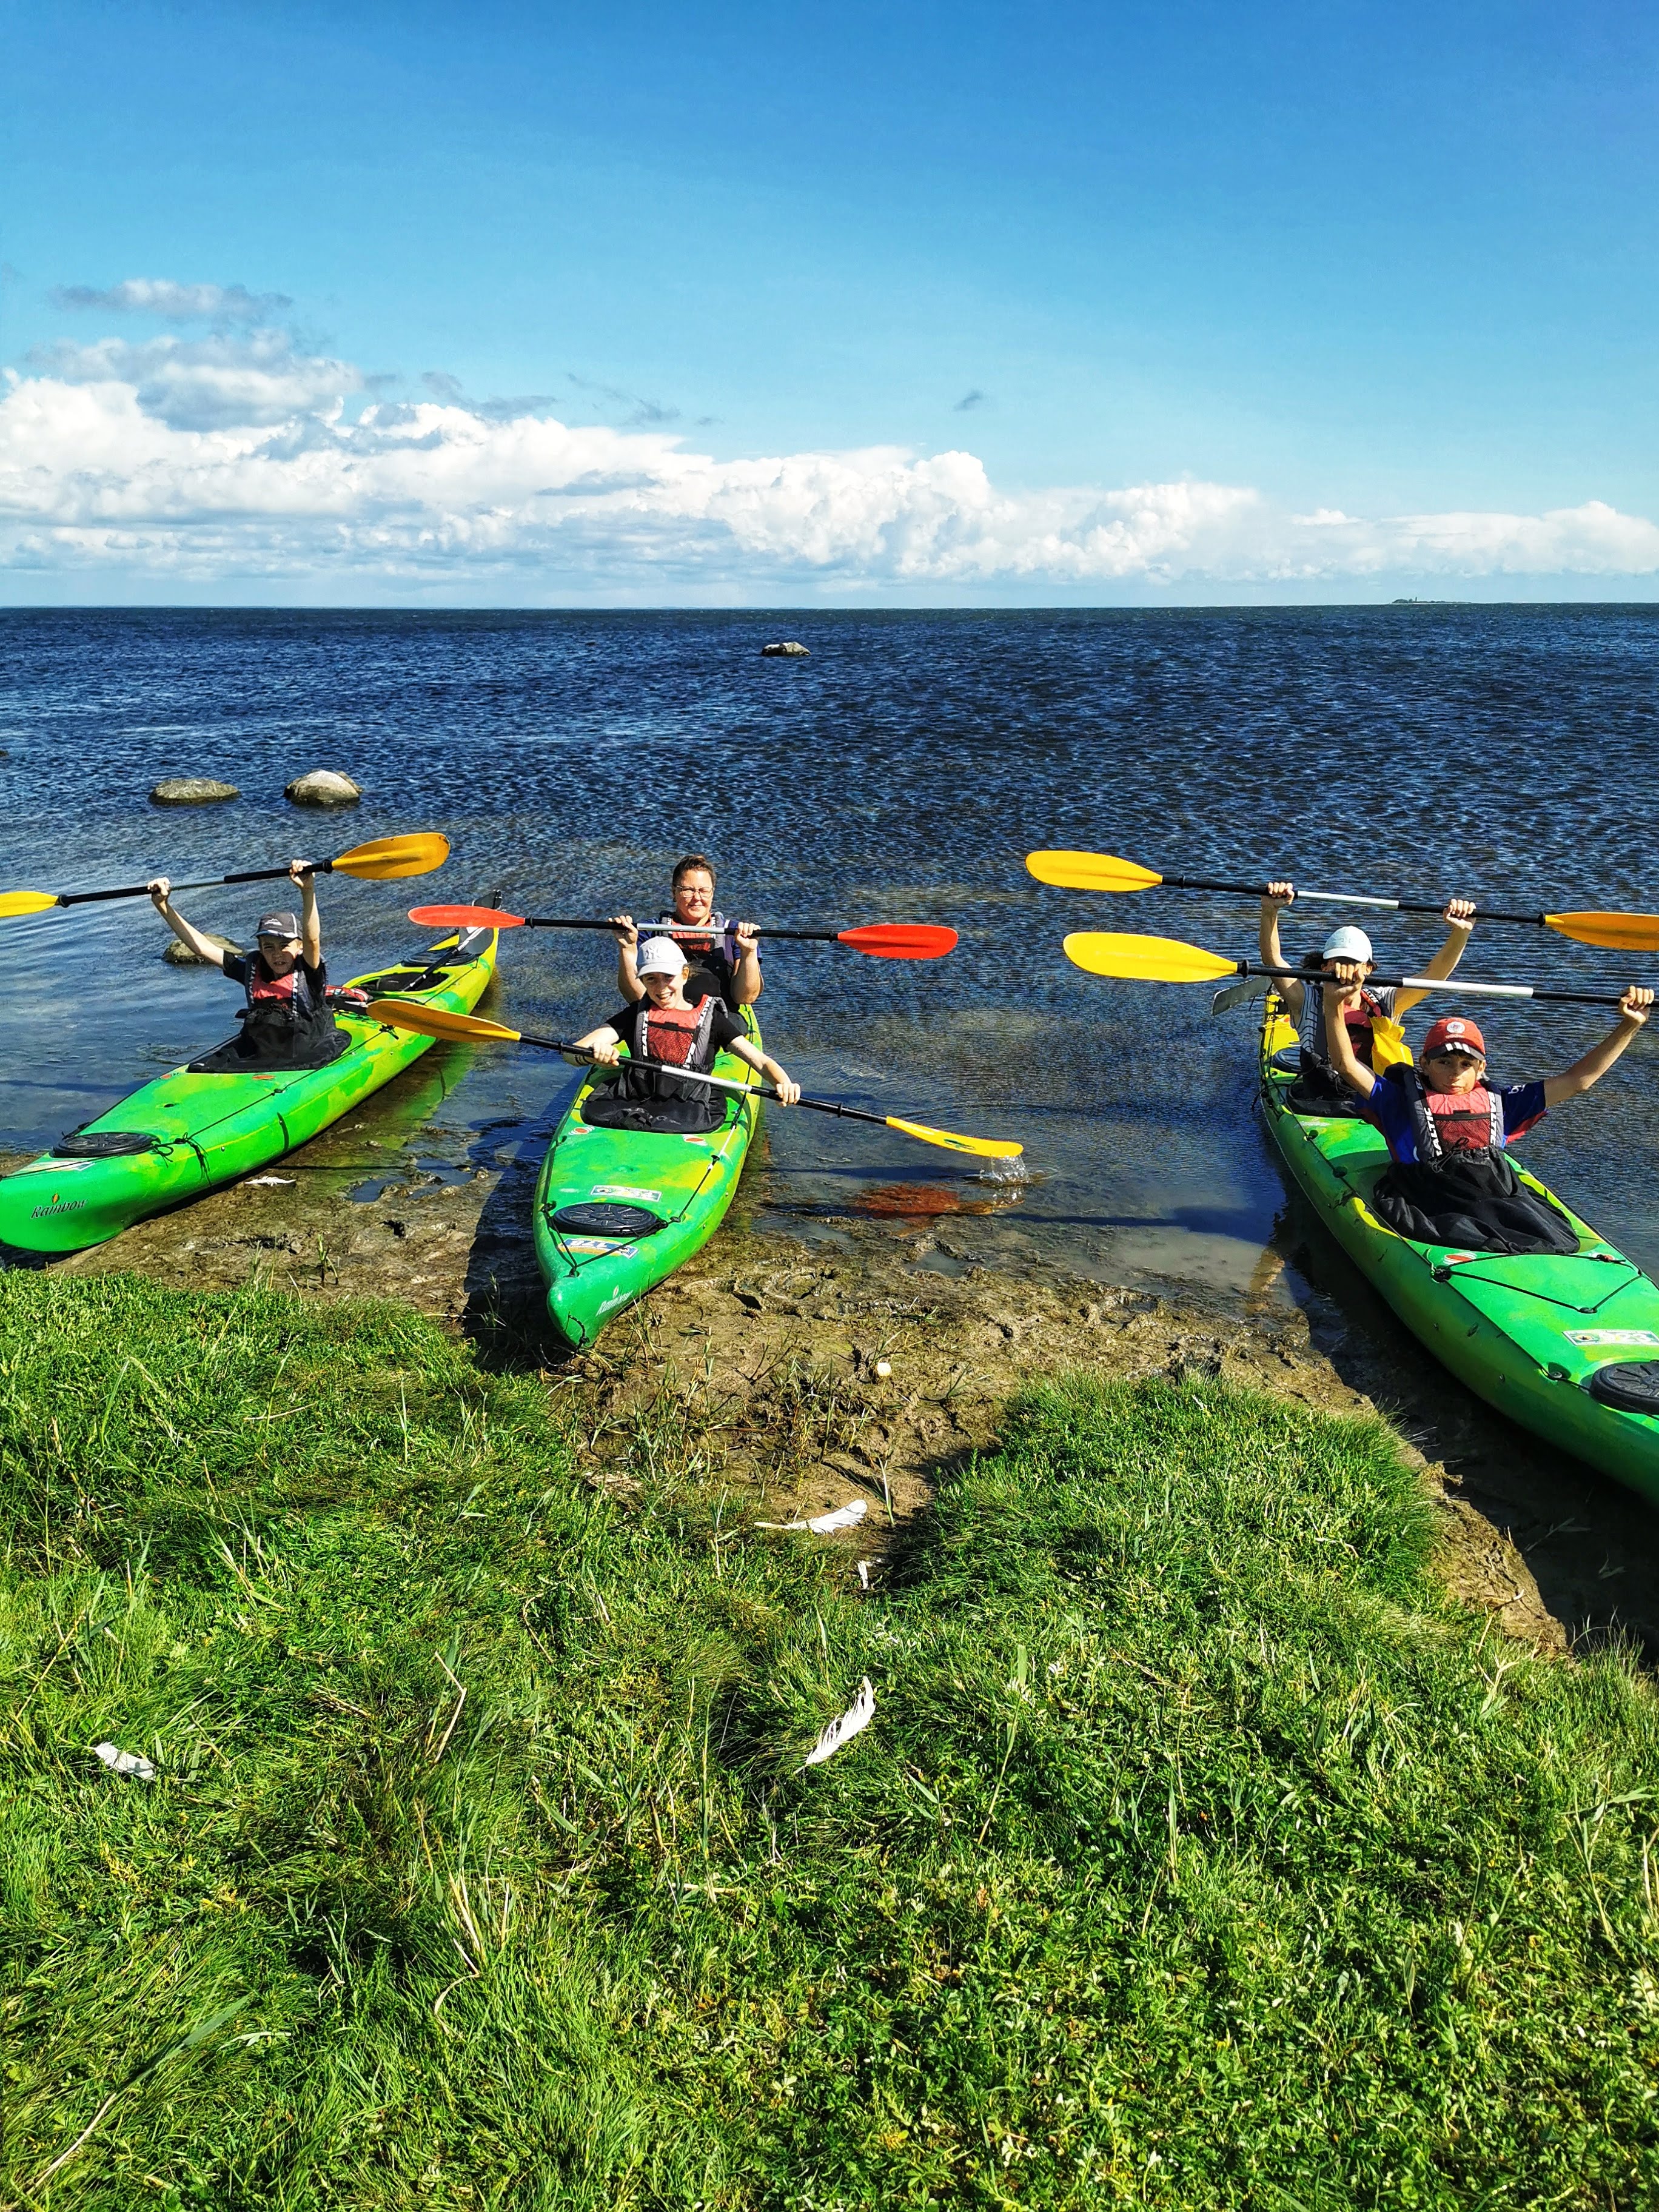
0;833;451;921
1026;849;1659;954
406;902;957;960
1064;930;1654;1010
362;997;1022;1159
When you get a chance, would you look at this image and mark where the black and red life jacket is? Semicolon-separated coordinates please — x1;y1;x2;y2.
657;910;744;1011
638;996;718;1076
236;954;343;1065
1392;1065;1505;1165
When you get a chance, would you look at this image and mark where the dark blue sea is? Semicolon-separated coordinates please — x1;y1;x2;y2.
3;606;1658;1301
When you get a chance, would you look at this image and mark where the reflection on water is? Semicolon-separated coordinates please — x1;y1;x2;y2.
2;605;1657;1316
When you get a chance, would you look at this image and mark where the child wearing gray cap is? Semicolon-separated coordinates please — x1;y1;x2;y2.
148;859;347;1069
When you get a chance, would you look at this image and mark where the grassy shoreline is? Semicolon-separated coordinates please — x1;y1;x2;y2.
4;1272;1657;2208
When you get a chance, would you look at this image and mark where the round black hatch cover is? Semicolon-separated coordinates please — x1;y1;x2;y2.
549;1201;664;1239
1584;1361;1659;1415
53;1131;163;1158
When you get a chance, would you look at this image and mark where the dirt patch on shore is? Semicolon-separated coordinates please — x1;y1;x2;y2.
21;1107;1659;1660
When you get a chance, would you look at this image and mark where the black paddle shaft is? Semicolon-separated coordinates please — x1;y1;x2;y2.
1164;871;1550;926
1248;960;1644;1010
515;917;841;942
511;1028;890;1125
58;859;344;908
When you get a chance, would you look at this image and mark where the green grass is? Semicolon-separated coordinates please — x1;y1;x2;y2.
3;1273;1658;2210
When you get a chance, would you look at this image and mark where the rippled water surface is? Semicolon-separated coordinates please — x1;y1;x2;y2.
3;606;1657;1300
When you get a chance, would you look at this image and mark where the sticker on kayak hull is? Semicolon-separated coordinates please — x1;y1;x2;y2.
8;1159;93;1175
1565;1329;1659;1348
591;1184;661;1202
562;1236;639;1256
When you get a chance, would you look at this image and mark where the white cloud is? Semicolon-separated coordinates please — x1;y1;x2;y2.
50;279;293;322
24;329;358;433
3;313;1658;591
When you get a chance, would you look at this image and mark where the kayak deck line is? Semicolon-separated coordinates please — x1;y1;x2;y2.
0;925;498;1256
532;1008;766;1347
1257;991;1659;1506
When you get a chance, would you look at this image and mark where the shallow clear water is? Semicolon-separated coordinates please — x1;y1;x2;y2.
3;605;1657;1300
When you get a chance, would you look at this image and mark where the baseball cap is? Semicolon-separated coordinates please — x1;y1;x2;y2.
255;910;301;942
637;936;688;976
1422;1014;1486;1059
1321;925;1374;963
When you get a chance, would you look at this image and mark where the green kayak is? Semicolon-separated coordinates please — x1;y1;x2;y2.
1260;997;1659;1506
532;1009;763;1348
0;925;498;1256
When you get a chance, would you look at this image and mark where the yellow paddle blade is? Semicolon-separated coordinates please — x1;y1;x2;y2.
0;890;61;919
1026;849;1162;893
332;833;451;881
363;997;521;1044
884;1115;1023;1159
1545;910;1659;953
1064;930;1239;984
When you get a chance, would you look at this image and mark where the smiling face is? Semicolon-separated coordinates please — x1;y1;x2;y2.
258;935;302;976
672;869;715;927
641;961;691;1007
1421;1046;1485;1094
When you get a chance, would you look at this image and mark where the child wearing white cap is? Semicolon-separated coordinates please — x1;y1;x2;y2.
1259;881;1475;1112
568;936;799;1135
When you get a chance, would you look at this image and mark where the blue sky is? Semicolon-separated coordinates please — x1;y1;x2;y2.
3;0;1657;602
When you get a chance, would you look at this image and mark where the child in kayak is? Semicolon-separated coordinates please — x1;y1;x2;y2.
1260;883;1476;1111
1322;976;1654;1254
149;861;349;1070
610;854;762;1013
569;936;799;1134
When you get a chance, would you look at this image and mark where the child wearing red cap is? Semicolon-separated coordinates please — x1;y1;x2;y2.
1321;974;1654;1253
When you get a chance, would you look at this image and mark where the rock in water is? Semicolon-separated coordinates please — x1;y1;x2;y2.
285;769;361;806
150;777;240;805
761;640;811;657
164;931;242;968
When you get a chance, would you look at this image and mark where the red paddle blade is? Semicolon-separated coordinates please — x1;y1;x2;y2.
407;903;527;930
836;923;958;960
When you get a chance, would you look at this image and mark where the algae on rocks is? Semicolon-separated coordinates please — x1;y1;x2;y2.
150;777;240;805
285;769;361;806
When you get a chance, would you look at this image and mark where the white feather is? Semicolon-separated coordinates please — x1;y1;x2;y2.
757;1496;868;1535
802;1678;876;1768
92;1741;156;1781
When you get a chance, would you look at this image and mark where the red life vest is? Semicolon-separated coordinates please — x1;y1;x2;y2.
244;955;323;1017
1397;1065;1504;1164
640;996;717;1073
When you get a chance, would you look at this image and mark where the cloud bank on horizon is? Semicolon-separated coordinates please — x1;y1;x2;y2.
5;286;1658;595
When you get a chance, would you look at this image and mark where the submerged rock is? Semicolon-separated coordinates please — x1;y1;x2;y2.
151;777;240;805
164;931;241;968
761;640;810;657
286;769;361;806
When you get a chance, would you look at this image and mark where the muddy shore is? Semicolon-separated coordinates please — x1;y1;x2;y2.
14;1076;1659;1661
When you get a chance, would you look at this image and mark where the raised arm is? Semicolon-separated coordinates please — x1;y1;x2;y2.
611;916;643;1004
1393;899;1474;1017
1321;968;1380;1100
1541;989;1652;1107
1259;884;1304;1024
148;876;229;968
732;921;763;1005
291;860;321;968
